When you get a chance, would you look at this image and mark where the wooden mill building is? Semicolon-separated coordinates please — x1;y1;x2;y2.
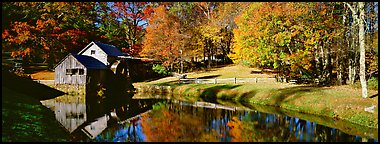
54;41;160;85
54;41;127;85
54;53;109;85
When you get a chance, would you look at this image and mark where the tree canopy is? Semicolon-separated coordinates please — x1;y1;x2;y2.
2;2;378;91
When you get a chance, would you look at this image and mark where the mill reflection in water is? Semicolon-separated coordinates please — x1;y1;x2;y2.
41;93;378;142
41;98;86;133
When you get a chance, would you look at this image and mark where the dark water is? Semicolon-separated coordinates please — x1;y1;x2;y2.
40;94;378;142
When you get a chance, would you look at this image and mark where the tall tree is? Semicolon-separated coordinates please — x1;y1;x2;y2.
168;2;198;73
141;5;185;71
95;2;155;56
213;2;250;65
344;2;368;98
358;2;367;98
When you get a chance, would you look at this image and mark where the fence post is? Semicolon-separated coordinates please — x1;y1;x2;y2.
234;77;236;84
255;77;258;83
214;78;217;84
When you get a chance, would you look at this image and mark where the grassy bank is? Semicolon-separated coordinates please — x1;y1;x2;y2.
139;82;378;129
2;70;69;142
135;65;378;129
2;86;69;142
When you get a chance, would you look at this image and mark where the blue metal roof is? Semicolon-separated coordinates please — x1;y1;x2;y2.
94;42;124;57
71;54;108;69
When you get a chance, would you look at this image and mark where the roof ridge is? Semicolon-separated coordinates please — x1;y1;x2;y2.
71;54;107;69
94;42;123;57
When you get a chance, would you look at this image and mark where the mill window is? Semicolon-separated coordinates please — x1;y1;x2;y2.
66;69;72;75
91;50;95;55
72;69;78;74
78;69;84;75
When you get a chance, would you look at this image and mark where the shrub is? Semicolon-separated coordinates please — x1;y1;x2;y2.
351;77;378;91
241;60;252;67
367;77;378;90
152;64;169;76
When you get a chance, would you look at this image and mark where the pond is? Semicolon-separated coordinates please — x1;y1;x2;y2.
40;93;378;142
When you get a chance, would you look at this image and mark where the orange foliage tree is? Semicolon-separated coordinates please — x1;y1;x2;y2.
140;5;185;71
2;2;97;68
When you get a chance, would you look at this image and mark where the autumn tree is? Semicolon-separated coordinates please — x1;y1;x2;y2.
195;2;221;68
212;2;250;65
2;2;97;68
364;2;378;79
168;2;198;73
231;3;345;83
96;2;155;56
141;5;185;72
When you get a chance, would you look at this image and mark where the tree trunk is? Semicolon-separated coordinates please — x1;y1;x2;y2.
346;2;358;85
171;63;173;73
338;7;349;85
358;2;367;98
180;49;183;74
319;44;324;81
337;61;343;85
207;38;212;68
326;41;333;84
204;39;206;63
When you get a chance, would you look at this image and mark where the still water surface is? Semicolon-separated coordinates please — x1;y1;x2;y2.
40;94;378;142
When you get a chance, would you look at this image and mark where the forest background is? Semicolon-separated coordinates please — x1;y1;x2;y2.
2;2;378;98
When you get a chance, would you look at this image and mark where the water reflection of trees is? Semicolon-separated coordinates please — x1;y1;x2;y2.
227;111;377;142
92;99;378;142
140;103;221;142
43;90;378;142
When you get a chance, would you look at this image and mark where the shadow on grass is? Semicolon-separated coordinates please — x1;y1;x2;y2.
23;65;49;74
137;75;168;83
369;93;378;98
196;75;221;79
217;85;323;110
238;91;258;103
2;69;66;100
154;80;187;86
271;86;322;106
200;84;241;103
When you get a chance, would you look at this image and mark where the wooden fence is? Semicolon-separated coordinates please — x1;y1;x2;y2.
171;100;252;111
179;77;277;84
